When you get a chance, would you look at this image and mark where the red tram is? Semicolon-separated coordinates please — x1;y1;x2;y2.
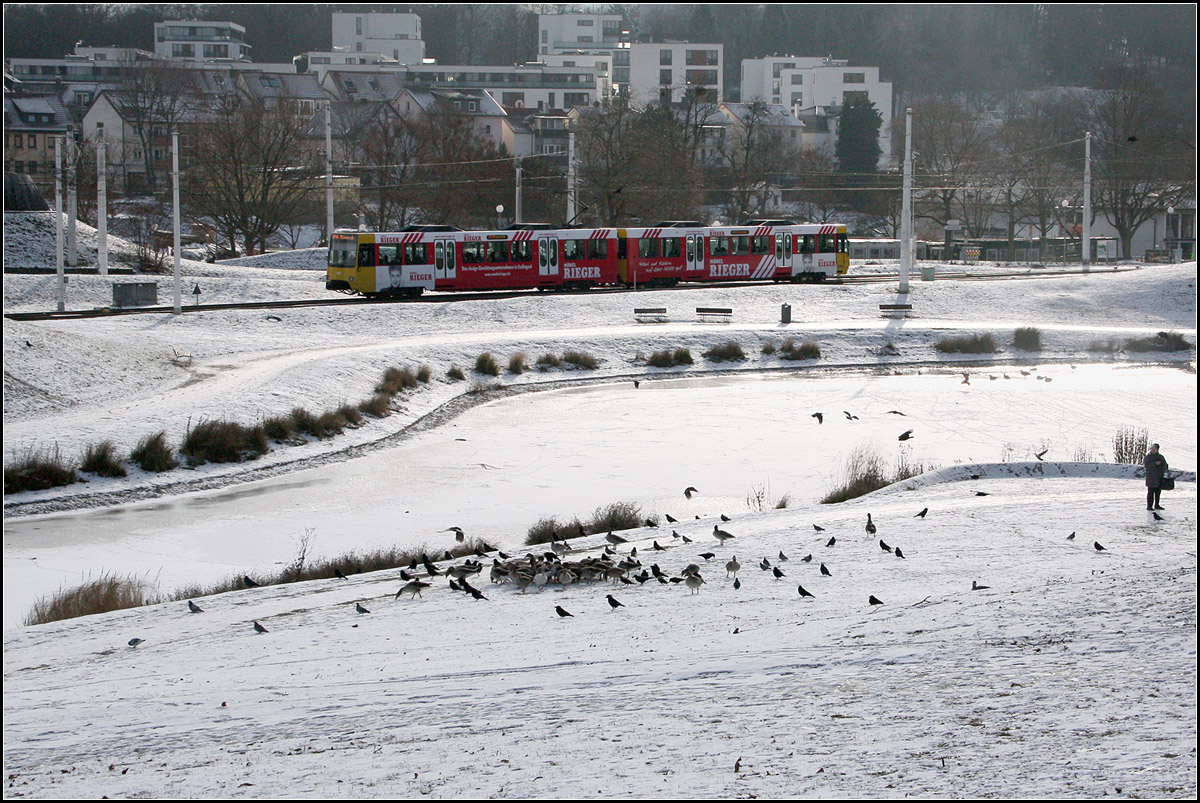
327;221;848;297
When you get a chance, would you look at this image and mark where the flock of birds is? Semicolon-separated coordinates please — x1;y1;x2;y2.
122;475;1120;650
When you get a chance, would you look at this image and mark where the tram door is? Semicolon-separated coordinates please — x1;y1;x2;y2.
775;231;793;275
538;236;559;278
434;238;457;284
686;234;703;273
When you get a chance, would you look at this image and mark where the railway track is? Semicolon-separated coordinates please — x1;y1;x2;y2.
3;265;1136;322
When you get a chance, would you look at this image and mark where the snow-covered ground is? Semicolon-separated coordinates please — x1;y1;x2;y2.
3;211;1197;798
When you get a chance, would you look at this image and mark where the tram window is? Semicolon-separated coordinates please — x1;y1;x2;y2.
512;240;532;261
487;241;510;263
639;238;659;258
377;245;401;265
461;242;485;264
587;239;608;260
357;244;375;267
731;236;751;255
328;240;357;267
563;239;584;260
404;243;430;264
710;237;730;256
798;235;815;254
662;237;682;258
751;235;770;254
818;234;836;252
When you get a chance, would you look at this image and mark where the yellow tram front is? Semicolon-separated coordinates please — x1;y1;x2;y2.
326;232;369;293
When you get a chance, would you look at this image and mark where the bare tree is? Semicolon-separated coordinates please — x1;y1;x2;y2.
714;101;801;222
910;94;993;250
1089;65;1195;259
114;57;197;193
184;93;319;255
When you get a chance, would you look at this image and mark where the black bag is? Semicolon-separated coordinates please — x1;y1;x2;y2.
1160;476;1175;491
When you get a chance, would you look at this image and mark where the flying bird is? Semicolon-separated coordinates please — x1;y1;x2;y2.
442;526;466;543
1035;449;1048;461
606;594;625;610
898;430;914;441
253;621;269;634
187;600;204;613
684;486;699;500
843;411;859;421
886;410;906;416
797;584;814;598
555;605;574;618
699;552;715;561
915;508;928;518
356;602;371;614
811;412;823;424
868;595;884;606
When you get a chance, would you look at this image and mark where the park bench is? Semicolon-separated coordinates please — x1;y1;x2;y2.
634;307;669;323
696;307;733;322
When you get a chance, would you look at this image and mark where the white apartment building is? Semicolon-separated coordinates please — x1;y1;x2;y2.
153;20;250;62
538;13;624;56
741;56;893;163
538;53;613;102
625;42;723;107
332;12;425;64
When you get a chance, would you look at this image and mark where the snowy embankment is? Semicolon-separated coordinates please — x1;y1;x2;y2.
2;211;1196;798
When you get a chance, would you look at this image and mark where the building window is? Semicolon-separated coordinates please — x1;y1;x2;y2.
686;50;718;66
686;69;718;86
660;49;672;66
660;69;673;86
28;134;37;148
356;16;362;35
790;74;803;84
843;90;869;104
844;72;865;84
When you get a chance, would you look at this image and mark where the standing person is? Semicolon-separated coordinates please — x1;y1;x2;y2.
1144;443;1168;511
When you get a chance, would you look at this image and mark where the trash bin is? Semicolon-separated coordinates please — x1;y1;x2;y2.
781;303;792;324
921;266;936;281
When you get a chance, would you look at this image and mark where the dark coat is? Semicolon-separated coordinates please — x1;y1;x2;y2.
1144;451;1168;488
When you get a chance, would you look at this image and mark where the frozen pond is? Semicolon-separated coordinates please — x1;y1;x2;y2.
4;363;1195;628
